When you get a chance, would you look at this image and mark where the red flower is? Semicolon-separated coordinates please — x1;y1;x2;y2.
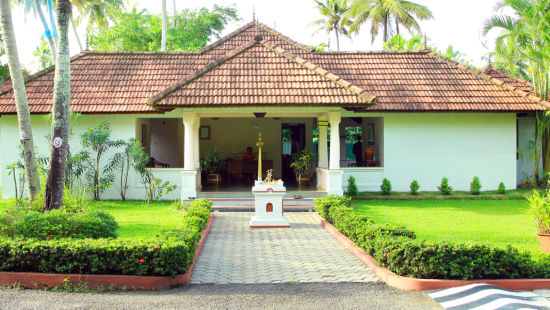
139;258;145;263
140;246;144;249
383;252;387;257
26;254;31;258
409;232;413;236
154;245;160;250
46;237;51;240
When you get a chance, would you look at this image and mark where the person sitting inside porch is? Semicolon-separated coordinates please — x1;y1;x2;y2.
242;146;256;160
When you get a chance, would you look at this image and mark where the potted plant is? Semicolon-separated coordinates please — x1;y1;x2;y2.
200;149;225;185
526;189;550;252
290;149;315;186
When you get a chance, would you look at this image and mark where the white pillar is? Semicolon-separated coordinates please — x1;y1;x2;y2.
318;117;328;169
182;112;198;200
183;113;195;170
193;115;200;169
329;112;341;170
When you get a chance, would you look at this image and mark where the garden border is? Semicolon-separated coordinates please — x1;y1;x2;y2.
0;213;215;290
314;212;550;291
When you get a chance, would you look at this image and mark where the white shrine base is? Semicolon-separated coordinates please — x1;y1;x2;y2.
250;180;290;228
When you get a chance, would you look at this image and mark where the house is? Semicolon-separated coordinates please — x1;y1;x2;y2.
0;21;546;200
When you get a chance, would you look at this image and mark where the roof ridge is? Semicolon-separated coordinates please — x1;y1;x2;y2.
148;39;260;105
313;49;432;55
80;50;200;55
260;41;376;105
482;65;534;88
427;51;550;109
257;24;314;53
0;51;89;96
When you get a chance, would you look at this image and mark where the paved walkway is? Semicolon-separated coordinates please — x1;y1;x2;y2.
191;212;378;284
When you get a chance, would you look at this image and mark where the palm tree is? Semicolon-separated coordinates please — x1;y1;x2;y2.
0;0;41;200
32;39;53;70
484;0;550;181
71;0;125;48
347;0;433;43
310;0;352;51
15;0;57;61
161;0;167;51
43;0;71;211
383;33;424;50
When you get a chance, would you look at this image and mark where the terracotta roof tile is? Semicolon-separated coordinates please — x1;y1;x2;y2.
0;21;546;114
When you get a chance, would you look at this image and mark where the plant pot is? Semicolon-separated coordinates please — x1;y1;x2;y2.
296;175;311;186
537;233;550;253
206;173;222;186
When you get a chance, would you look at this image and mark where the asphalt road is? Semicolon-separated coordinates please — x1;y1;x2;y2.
0;282;441;310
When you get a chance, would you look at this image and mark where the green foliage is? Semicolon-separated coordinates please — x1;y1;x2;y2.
129;143;176;203
13;209;118;239
498;182;506;194
89;5;239;52
32;39;53;71
438;177;453;195
200;149;225;175
409;180;420;195
470;176;482;195
0;199;212;277
380;178;392;195
110;139;140;200
315;198;545;280
526;189;550;234
310;0;352;50
346;176;359;196
383;33;425;51
79;122;124;201
313;195;351;221
290;150;316;178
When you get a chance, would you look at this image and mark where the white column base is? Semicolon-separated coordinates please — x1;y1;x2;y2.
181;170;198;200
327;169;344;196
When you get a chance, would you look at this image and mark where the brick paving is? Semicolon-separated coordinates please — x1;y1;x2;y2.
190;212;378;284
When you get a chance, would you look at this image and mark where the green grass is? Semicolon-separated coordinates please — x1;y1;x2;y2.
352;188;540;200
354;199;540;255
90;201;185;239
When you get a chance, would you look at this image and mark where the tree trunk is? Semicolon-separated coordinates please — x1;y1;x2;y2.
161;0;167;52
34;0;57;62
395;19;400;35
43;0;71;211
172;0;176;27
70;16;83;51
335;28;340;51
0;0;41;201
383;14;388;42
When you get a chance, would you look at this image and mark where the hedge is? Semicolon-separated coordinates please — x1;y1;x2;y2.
0;199;212;277
314;195;550;280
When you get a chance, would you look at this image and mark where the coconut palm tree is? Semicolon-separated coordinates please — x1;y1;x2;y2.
14;0;57;61
383;33;424;50
161;0;167;51
484;0;550;181
32;39;53;70
0;0;41;200
71;0;125;48
347;0;433;43
310;0;352;51
43;0;71;211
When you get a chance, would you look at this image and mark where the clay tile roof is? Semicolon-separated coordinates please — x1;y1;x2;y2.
482;66;533;93
0;20;546;114
149;40;376;107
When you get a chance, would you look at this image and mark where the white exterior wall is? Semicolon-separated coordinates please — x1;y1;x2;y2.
0;114;183;200
517;116;540;184
382;113;517;191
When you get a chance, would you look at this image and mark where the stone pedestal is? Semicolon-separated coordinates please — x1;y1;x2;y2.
250;180;290;228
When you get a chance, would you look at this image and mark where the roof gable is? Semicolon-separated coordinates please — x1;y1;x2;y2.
149;39;376;107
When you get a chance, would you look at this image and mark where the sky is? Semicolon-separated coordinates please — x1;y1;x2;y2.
10;0;505;72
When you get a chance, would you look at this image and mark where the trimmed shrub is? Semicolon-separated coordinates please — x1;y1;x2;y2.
381;178;392;195
497;182;506;194
13;209;118;240
314;197;545;280
470;176;482;195
314;195;351;221
0;199;212;277
410;180;420;195
438;177;453;195
346;176;359;197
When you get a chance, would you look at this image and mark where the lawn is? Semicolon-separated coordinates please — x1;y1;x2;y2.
354;199;541;255
91;200;185;239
